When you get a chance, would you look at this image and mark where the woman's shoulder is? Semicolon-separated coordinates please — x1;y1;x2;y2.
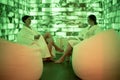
94;25;104;34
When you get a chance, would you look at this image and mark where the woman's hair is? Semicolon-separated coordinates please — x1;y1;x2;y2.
22;15;31;23
88;14;97;25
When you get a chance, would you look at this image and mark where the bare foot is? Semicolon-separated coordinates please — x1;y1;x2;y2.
54;57;64;63
43;57;54;62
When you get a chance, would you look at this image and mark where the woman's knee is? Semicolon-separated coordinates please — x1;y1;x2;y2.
47;38;54;44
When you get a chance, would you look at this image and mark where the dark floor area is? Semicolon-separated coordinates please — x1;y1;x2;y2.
40;54;82;80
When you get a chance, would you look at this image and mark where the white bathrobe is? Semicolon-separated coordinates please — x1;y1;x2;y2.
69;25;102;47
17;26;51;58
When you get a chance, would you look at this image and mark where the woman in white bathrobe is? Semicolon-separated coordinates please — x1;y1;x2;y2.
17;15;64;61
55;14;102;63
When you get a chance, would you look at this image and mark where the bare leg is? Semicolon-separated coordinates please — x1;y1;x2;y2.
47;39;54;57
47;37;64;53
52;42;64;52
42;32;64;62
55;43;73;63
43;37;64;62
44;33;64;53
43;41;54;62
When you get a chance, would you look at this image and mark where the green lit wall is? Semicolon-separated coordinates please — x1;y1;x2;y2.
29;0;104;38
103;0;120;30
0;0;30;41
0;0;120;42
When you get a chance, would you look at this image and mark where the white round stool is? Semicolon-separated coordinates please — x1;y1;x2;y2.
0;39;43;80
72;29;120;80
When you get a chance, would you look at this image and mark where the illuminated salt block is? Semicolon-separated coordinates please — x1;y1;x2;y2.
72;29;120;80
0;39;43;80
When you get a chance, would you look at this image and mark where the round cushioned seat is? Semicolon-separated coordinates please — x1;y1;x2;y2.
0;39;43;80
72;29;120;80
